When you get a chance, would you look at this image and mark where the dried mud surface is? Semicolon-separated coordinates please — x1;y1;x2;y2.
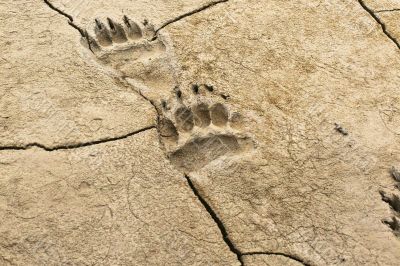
1;0;400;265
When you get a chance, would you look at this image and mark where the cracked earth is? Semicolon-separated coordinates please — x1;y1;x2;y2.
1;0;400;265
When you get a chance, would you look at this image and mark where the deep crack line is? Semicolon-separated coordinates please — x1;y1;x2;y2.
242;252;311;266
184;174;244;265
154;0;229;37
43;0;72;20
185;175;311;266
376;8;400;14
43;0;85;36
0;125;155;152
184;173;311;266
357;0;400;49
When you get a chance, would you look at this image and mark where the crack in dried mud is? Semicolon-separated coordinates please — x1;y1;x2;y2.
357;0;400;49
242;252;311;266
43;0;85;36
376;8;400;14
0;126;155;152
184;175;310;266
153;0;229;37
184;174;244;265
43;0;72;20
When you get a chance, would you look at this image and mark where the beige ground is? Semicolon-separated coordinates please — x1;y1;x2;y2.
1;0;400;265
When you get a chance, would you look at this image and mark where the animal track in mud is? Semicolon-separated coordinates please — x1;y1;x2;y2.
380;167;400;237
83;16;175;91
158;85;255;173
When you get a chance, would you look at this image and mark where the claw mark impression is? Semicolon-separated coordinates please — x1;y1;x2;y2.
82;16;175;95
158;85;255;173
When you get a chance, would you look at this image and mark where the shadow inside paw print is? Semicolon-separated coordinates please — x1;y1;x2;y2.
380;191;400;213
158;85;255;173
383;217;400;237
380;167;400;237
85;16;160;53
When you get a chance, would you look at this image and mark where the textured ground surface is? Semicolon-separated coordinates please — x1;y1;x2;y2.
1;0;400;265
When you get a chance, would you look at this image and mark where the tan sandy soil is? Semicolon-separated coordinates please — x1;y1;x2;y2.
1;0;400;265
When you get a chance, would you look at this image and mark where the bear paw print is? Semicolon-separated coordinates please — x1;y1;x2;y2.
158;84;255;173
83;16;168;76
